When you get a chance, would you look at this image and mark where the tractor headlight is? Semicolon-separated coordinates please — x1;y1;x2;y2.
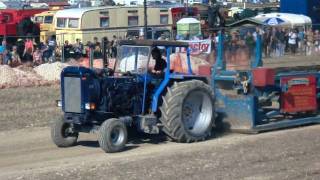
85;103;96;110
56;100;62;107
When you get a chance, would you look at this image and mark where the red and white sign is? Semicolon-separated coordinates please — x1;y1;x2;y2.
177;40;212;55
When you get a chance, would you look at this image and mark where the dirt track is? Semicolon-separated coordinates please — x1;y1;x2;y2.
1;55;320;180
0;125;320;180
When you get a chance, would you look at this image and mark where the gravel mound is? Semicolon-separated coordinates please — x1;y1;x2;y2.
0;65;49;89
34;62;69;81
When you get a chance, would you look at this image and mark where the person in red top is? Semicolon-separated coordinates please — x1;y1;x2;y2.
24;37;34;56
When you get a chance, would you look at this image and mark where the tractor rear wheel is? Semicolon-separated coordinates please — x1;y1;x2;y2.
51;118;78;147
160;80;215;143
98;118;128;153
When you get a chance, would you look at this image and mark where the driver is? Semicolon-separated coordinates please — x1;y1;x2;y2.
151;47;167;74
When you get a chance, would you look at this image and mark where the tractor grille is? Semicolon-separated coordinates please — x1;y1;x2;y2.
64;77;82;113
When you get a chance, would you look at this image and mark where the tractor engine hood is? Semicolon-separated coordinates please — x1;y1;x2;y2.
61;66;101;113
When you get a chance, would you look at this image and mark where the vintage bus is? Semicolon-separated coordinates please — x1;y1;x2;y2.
54;6;199;45
34;9;59;42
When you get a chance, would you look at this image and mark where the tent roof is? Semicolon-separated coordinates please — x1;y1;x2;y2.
254;13;312;27
177;18;200;24
227;18;264;27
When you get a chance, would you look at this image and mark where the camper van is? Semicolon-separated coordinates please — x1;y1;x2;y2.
34;9;59;42
54;6;176;45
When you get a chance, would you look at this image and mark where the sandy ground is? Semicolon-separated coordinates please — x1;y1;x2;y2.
0;125;319;180
1;55;320;180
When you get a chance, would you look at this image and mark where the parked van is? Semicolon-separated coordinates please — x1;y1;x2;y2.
54;6;175;45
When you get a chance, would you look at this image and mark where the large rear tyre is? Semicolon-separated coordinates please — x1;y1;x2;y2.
98;118;128;153
51;118;78;147
160;80;215;143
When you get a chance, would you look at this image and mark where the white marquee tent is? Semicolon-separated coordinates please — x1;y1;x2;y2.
253;13;312;28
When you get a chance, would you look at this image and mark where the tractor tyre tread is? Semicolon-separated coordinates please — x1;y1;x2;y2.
160;80;215;143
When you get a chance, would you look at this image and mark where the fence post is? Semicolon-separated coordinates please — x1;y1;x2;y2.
216;31;224;70
61;33;65;63
102;37;108;68
252;34;262;68
89;47;94;69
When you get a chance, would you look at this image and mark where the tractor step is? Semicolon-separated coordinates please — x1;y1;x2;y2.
137;115;159;134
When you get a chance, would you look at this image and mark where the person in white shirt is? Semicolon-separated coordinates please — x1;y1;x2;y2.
288;29;298;55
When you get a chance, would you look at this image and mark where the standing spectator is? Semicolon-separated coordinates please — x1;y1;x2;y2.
0;40;6;55
48;36;56;62
297;28;305;55
93;37;101;47
24;37;34;56
288;29;298;55
93;37;102;59
22;50;33;65
253;27;264;41
41;40;50;63
102;37;110;58
314;30;320;54
16;39;25;60
10;46;21;67
245;31;255;58
111;35;118;58
74;39;83;59
305;29;314;56
63;40;73;60
85;41;93;58
284;29;290;52
277;28;286;57
262;28;272;58
33;47;43;66
93;45;102;59
3;49;11;65
270;28;278;57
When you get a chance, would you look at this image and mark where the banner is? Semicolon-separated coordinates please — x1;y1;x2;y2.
177;39;212;55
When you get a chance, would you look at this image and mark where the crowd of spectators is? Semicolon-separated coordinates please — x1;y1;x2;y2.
0;35;121;67
205;27;320;59
1;27;320;67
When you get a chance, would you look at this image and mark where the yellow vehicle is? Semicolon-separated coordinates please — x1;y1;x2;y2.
34;9;59;42
54;6;174;45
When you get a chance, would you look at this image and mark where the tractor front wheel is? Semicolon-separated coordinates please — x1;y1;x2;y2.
51;118;79;147
98;118;128;153
160;80;215;143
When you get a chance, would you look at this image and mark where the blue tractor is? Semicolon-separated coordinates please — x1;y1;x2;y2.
52;40;215;153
